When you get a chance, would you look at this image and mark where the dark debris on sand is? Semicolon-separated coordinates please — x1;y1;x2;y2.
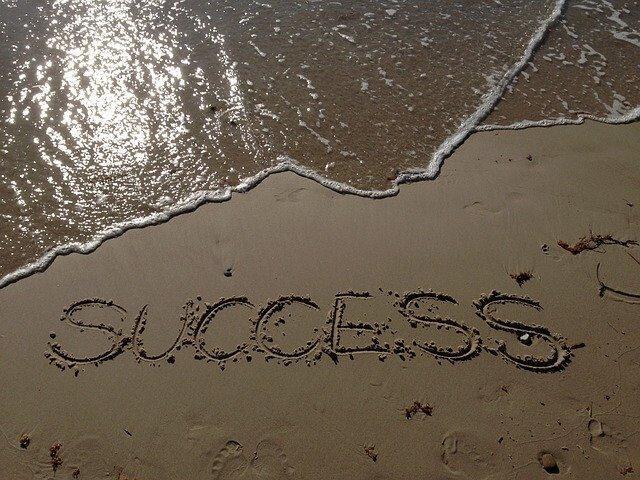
49;442;62;472
364;444;378;462
404;401;433;419
558;232;637;255
510;270;533;287
19;434;30;449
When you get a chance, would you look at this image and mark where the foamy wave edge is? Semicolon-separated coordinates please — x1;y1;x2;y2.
477;106;640;131
1;0;635;291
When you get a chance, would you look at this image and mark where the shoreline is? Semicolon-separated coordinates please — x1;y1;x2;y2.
2;117;639;292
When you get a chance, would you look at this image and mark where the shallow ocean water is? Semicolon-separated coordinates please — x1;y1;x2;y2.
0;0;638;285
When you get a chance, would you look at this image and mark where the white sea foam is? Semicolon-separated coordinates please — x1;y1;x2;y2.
477;106;640;132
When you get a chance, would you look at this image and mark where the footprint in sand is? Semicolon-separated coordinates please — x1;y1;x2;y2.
210;439;294;480
441;431;498;478
587;418;632;470
250;440;295;479
211;441;249;480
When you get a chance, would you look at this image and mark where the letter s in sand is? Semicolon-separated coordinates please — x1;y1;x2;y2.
49;299;130;365
398;291;480;361
474;291;572;372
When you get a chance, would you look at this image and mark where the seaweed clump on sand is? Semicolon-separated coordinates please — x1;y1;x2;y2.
364;445;378;462
49;442;62;472
558;232;637;255
404;401;433;419
510;270;533;287
19;434;30;449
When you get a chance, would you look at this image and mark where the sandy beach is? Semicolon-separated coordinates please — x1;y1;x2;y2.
1;120;639;479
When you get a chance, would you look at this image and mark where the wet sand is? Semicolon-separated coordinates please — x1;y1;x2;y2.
1;121;640;479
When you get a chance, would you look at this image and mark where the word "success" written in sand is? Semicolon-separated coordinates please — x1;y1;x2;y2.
46;289;583;375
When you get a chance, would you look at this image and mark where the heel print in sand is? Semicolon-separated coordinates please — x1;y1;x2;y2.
210;439;294;480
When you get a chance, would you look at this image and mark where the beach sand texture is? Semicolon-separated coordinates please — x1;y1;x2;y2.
1;121;639;479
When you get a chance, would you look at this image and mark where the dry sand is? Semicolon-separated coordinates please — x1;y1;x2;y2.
1;121;640;479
